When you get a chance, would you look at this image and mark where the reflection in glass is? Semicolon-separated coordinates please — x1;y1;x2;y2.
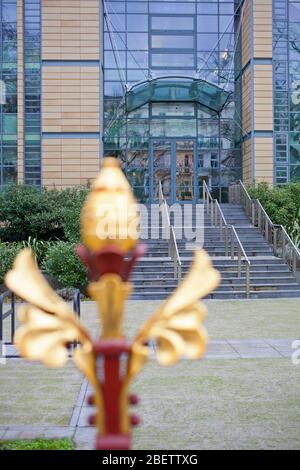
197;15;218;32
127;51;148;68
127;150;149;202
153;141;172;200
3;114;17;134
151;16;194;31
197;3;218;14
176;141;194;201
152;35;194;49
152;103;195;117
152;53;195;68
127;15;148;32
2;4;17;22
150;3;195;14
3;166;17;185
127;33;148;50
151;119;196;138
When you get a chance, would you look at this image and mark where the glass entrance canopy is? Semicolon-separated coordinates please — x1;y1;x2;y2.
126;76;231;115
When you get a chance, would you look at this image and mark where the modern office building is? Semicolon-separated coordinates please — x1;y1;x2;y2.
0;0;299;200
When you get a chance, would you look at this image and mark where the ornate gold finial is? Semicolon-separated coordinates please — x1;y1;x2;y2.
81;157;140;253
5;157;221;451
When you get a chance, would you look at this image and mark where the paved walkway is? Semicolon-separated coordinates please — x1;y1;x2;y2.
2;338;295;359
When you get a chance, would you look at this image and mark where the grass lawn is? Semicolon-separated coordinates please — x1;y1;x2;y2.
0;438;74;450
2;298;299;342
133;358;300;450
125;298;300;341
0;361;82;426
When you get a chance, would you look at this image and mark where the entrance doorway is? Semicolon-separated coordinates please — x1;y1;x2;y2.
150;139;196;203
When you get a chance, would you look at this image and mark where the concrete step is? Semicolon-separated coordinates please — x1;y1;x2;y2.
133;281;300;291
131;273;296;282
130;289;300;300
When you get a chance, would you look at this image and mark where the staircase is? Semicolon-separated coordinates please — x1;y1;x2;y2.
130;200;300;300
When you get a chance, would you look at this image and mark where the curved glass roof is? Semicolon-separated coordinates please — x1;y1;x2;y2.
126;76;231;115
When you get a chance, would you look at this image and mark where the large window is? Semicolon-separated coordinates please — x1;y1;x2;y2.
0;0;17;186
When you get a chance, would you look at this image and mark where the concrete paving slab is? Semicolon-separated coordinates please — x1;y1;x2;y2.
69;406;81;427
74;428;95;450
77;407;92;427
239;350;282;358
205;353;240;360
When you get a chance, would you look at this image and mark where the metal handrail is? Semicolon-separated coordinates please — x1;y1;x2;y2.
203;181;215;223
158;181;182;282
204;181;251;298
170;226;182;281
229;181;300;275
214;199;229;251
230;226;251;297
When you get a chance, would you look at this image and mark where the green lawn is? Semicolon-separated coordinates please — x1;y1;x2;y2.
0;438;74;450
124;298;300;341
2;298;299;342
0;361;82;426
133;358;300;450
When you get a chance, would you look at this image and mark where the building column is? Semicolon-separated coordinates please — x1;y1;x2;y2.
241;0;274;186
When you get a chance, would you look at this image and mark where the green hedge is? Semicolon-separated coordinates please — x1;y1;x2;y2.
0;242;23;284
0;184;89;243
43;241;88;289
248;182;300;246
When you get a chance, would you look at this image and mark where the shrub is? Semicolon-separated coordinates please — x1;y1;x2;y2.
22;237;55;266
248;182;300;231
43;241;87;289
0;184;90;243
0;185;64;242
59;186;89;243
0;242;23;283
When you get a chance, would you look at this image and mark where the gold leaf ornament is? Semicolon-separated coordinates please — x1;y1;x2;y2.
81;157;140;253
129;250;220;372
5;249;95;379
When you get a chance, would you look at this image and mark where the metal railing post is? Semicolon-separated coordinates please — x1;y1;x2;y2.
0;295;3;343
251;201;255;225
265;219;269;243
246;263;250;299
11;293;15;343
225;225;229;257
231;228;235;259
238;246;241;278
159;181;182;282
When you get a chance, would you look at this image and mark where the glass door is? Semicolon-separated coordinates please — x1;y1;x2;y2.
151;139;196;203
151;140;172;201
175;140;195;202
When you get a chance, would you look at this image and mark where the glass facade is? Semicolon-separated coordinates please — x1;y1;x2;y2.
104;0;242;202
0;0;41;188
0;0;17;185
274;0;300;184
24;0;41;186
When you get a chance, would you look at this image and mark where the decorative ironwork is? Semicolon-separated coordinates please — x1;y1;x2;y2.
5;157;220;450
